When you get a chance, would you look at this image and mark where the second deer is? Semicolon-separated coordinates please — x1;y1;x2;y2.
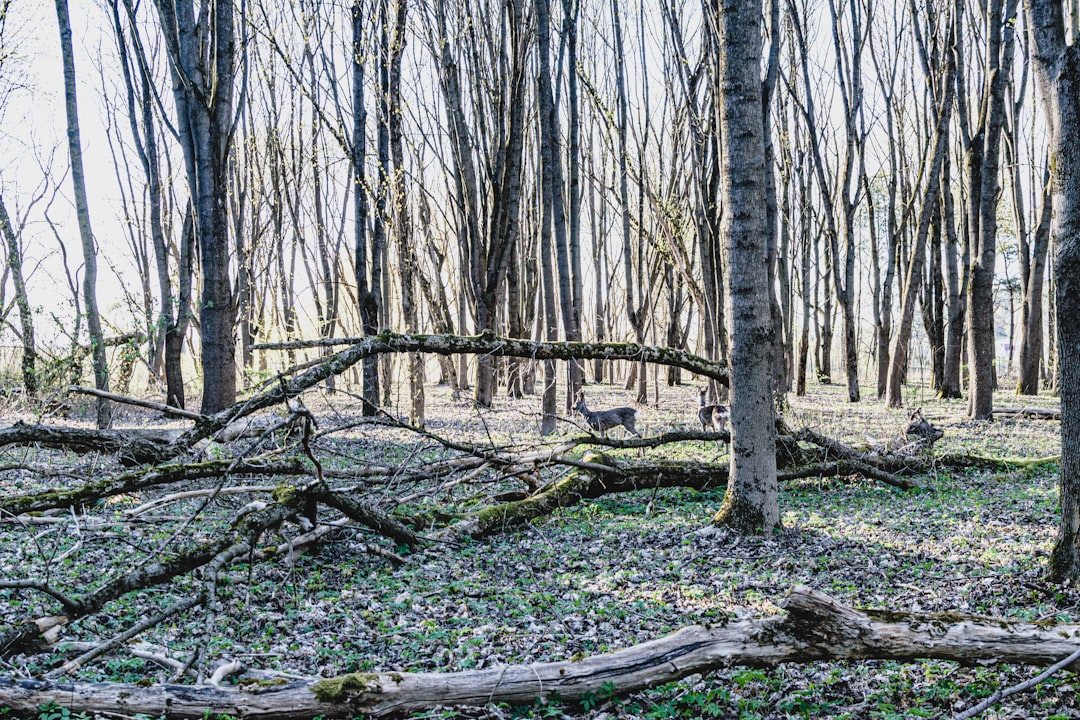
574;396;640;438
698;387;730;433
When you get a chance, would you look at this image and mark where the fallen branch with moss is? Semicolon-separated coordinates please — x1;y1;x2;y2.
3;585;1078;719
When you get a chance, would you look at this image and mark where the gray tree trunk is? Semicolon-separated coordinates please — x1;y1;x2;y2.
711;0;778;534
968;0;1018;420
386;0;423;425
151;0;237;416
537;0;568;433
0;194;36;397
55;0;110;427
1018;174;1051;396
1027;0;1080;583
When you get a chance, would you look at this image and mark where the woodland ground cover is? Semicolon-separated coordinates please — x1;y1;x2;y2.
0;379;1070;719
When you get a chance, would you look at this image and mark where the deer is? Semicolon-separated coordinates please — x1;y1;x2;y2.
573;395;641;438
698;387;730;433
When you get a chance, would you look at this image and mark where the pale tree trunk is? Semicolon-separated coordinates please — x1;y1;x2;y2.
711;0;778;534
611;0;646;404
151;0;237;416
55;0;110;428
0;195;36;397
1027;0;1080;584
588;134;609;384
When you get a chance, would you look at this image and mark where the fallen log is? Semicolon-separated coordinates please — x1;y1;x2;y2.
4;585;1080;719
447;446;915;538
993;406;1061;420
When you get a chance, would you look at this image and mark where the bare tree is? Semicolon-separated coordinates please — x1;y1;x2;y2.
965;0;1020;420
885;4;956;409
711;0;778;534
1027;0;1080;584
109;0;194;411
789;0;868;403
55;0;110;428
0;193;36;396
150;0;239;415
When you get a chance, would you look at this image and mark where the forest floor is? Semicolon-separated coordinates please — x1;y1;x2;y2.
0;374;1072;719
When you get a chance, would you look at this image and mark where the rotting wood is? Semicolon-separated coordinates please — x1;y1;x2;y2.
4;585;1080;719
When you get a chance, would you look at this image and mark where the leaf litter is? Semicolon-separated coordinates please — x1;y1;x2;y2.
0;382;1073;719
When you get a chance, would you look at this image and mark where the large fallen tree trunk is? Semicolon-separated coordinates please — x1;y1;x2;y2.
4;585;1080;719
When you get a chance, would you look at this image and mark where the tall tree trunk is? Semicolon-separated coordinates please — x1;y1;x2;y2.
886;33;955;408
112;0;189;408
370;0;394;411
353;1;380;416
536;0;579;422
611;0;646;405
151;0;237;416
563;0;585;402
1028;0;1080;584
56;0;110;427
968;0;1018;420
711;0;778;535
941;148;965;399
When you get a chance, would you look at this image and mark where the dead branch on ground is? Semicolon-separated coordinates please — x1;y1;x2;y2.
4;585;1080;718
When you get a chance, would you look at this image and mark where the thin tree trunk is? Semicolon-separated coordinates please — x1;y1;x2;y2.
56;0;110;428
1018;172;1052;395
886;19;955;408
0;195;36;397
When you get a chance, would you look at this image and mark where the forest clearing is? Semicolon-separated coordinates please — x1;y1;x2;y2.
0;371;1073;720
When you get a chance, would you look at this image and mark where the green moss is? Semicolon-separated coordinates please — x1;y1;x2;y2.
272;483;298;505
237;677;291;688
312;672;380;702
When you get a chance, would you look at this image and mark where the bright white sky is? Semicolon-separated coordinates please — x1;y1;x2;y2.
2;1;133;340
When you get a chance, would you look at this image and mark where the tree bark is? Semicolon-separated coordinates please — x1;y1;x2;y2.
386;0;423;425
1028;0;1080;583
886;37;955;408
1018;173;1052;396
711;0;779;534
968;0;1019;420
8;586;1080;719
55;0;110;428
151;0;237;416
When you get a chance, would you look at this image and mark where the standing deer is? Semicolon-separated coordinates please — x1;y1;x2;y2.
698;387;730;433
573;395;640;438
